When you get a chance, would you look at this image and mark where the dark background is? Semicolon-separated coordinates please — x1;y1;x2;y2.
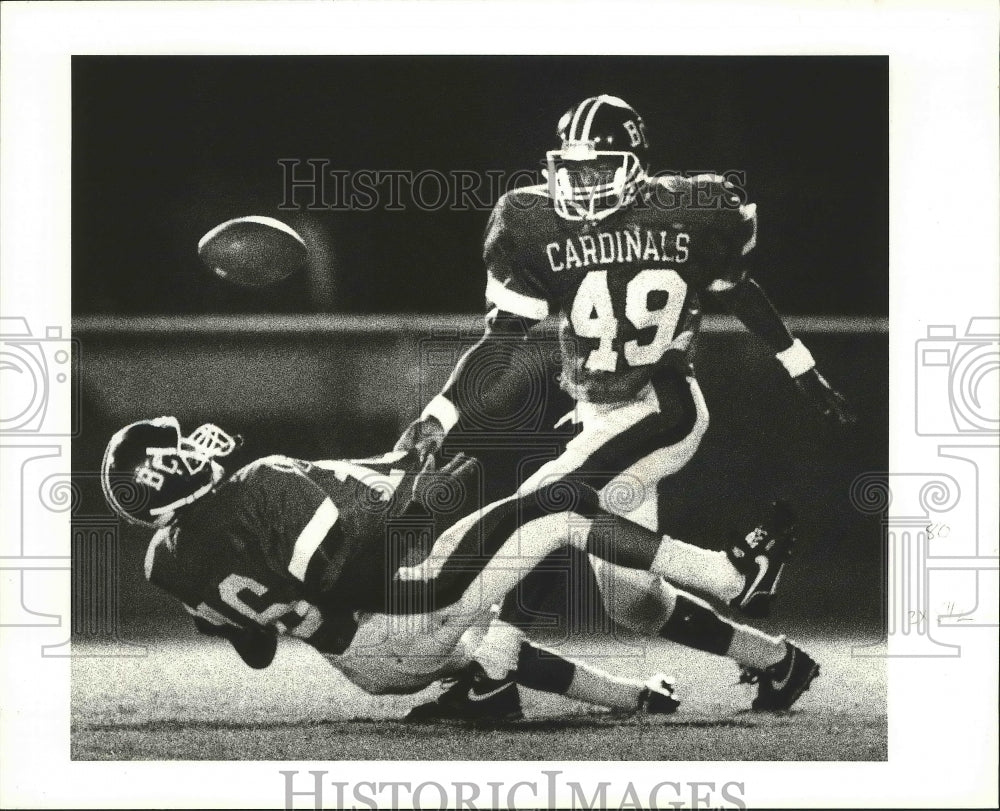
73;56;888;316
71;56;888;639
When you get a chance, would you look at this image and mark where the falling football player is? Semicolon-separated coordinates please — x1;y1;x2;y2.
397;94;853;720
102;417;684;717
102;417;813;721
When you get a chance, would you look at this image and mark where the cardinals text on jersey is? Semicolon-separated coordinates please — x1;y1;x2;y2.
484;175;757;403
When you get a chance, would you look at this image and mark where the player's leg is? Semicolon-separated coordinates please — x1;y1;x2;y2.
516;374;702;501
517;374;783;610
583;498;797;617
590;558;784;669
408;555;817;720
588;558;819;710
475;617;677;713
393;488;662;719
328;608;678;719
406;616;679;722
394;474;618;608
324;611;471;696
397;476;792;649
388;485;773;717
391;484;700;720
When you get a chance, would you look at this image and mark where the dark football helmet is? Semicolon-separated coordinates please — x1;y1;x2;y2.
546;94;649;222
101;416;238;527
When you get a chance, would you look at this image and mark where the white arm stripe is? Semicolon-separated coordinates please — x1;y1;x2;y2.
485;274;549;320
288;498;339;582
144;528;170;580
776;338;816;377
740;203;758;256
421;393;461;434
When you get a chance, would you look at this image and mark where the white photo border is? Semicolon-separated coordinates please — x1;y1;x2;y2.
1;1;998;808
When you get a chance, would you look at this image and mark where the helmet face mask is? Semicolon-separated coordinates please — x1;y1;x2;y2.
546;149;642;222
101;416;237;528
182;423;238;473
547;95;648;222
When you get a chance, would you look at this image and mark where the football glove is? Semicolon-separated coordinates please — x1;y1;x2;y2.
411;452;478;514
793;368;857;427
394;415;446;463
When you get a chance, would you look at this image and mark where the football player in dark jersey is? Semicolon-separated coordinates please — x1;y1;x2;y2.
102;416;817;721
102;416;688;718
398;94;840;719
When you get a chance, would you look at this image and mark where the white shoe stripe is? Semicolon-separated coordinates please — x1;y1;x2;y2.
467;682;514;702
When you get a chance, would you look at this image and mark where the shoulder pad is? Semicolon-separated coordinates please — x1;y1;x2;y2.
647;174;689;194
648;173;748;208
494;184;549;219
235;455;310;480
498;183;548;204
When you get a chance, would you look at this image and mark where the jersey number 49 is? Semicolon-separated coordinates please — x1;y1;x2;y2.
570;268;688;371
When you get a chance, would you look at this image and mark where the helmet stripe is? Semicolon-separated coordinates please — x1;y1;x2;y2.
580;96;607;142
568;97;597;141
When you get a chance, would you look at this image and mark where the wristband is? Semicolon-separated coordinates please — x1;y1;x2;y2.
420;394;460;434
776;338;816;377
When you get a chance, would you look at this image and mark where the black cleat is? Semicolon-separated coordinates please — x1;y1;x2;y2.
740;640;820;711
728;500;798;618
637;673;681;715
405;667;524;723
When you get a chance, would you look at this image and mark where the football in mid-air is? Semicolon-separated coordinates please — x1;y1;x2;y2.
197;215;308;287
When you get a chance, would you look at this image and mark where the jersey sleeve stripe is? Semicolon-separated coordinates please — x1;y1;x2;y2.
288;498;340;582
485;274;549;320
144;528;170;581
739;203;758;256
421;393;461;434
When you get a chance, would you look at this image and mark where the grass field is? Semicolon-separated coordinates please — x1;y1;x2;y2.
72;631;886;761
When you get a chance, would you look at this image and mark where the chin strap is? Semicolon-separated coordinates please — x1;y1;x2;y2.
147;460;226;523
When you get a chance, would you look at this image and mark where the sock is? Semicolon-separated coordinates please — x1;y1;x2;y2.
514;641;575;692
651;536;744;603
725;626;788;671
512;641;643;711
472;615;524;680
659;591;788;671
563;661;644;711
659;592;736;655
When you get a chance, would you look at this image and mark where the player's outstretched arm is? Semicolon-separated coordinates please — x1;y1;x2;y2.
395;309;541;459
710;276;857;426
